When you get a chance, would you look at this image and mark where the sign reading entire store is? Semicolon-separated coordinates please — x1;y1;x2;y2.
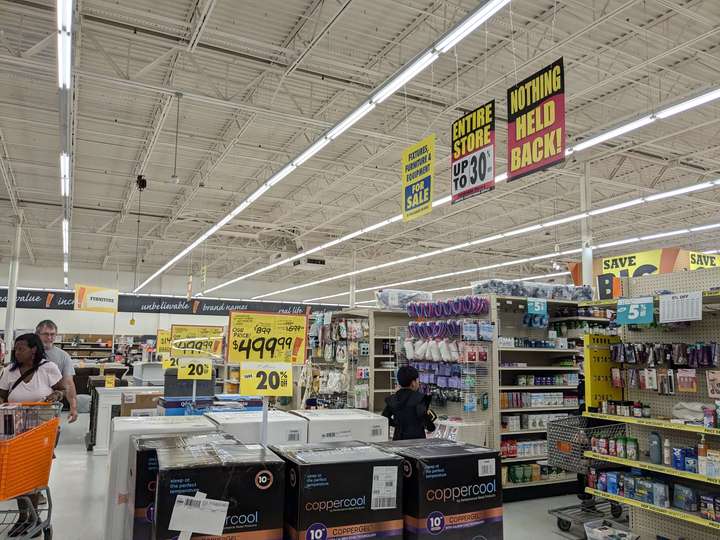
451;100;495;203
0;289;336;315
506;57;566;181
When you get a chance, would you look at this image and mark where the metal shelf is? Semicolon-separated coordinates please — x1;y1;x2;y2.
503;477;576;489
586;488;720;532
549;316;611;323
500;385;578;390
583;412;720;437
499;366;579;371
498;347;583;353
502;454;547;463
584;451;720;486
501;405;578;412
501;429;548;436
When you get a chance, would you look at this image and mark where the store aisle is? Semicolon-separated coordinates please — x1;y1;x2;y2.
47;414;574;539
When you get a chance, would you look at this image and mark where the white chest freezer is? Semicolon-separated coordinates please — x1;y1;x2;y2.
204;410;308;445
289;409;389;443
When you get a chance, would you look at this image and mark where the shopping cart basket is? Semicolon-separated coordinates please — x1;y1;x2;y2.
546;416;628;538
0;402;61;539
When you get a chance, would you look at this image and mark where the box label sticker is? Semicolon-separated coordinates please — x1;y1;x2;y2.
371;466;398;510
169;494;229;536
478;458;496;477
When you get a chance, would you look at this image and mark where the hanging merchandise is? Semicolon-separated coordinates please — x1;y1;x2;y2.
451;100;495;203
406;296;490;318
401;134;435;222
506;57;566;181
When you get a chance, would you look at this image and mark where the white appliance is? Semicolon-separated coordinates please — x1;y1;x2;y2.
204;410;308;445
290;409;389;443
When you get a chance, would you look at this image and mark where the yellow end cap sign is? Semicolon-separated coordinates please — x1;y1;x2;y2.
240;362;292;397
227;311;308;364
161;356;179;370
177;358;213;380
104;375;116;388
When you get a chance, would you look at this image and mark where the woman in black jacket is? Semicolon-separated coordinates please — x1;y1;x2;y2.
382;366;436;440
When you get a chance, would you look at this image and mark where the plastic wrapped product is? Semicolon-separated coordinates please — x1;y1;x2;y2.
404;339;415;360
376;289;432;310
414;340;428;360
438;339;452;362
428;340;441;362
448;340;460;362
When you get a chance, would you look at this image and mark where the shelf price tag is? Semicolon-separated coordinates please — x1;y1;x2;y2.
239;362;292;397
161;356;179;370
177;358;213;380
616;297;654;325
527;298;547;315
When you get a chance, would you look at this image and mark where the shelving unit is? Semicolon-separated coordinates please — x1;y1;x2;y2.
582;267;720;540
492;294;583;500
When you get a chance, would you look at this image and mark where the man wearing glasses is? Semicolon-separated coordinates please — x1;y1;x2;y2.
36;319;78;423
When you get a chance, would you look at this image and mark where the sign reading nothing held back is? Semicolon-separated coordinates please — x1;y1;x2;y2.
507;58;566;181
451;100;495;203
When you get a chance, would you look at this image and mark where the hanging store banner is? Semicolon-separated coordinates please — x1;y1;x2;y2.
0;289;339;315
227;310;309;397
600;250;663;278
506;57;565;181
689;251;720;270
170;324;224;359
74;284;119;313
401;134;435;222
451;100;495;203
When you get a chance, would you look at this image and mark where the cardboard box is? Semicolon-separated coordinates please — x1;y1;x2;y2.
289;409;389;443
376;438;503;540
272;441;403;540
205;410;308;445
130;433;238;540
104;416;217;540
154;442;284;540
121;392;162;417
157;397;214;416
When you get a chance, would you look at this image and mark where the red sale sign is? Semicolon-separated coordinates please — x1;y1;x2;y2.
506;58;566;181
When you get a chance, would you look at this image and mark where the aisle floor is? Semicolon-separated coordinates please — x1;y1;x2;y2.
48;414;578;539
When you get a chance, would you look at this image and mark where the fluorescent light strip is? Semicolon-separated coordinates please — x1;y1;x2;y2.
62;219;69;255
307;223;720;300
136;1;512;293
203;83;720;296
254;179;719;299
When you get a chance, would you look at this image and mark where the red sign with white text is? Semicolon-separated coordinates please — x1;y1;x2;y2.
507;58;565;181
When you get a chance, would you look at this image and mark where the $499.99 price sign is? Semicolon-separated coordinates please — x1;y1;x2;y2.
227;310;308;397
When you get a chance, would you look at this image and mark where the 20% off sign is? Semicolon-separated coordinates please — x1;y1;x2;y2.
227;311;308;397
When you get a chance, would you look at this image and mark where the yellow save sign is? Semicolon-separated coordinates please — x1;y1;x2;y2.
227;310;309;397
156;329;171;354
177;358;213;380
170;325;224;359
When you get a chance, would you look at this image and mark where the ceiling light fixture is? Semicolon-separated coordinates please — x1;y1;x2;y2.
135;0;512;293
253;179;720;299
204;83;720;296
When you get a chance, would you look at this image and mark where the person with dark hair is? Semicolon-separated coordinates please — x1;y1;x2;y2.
36;320;78;422
0;333;65;404
382;365;436;440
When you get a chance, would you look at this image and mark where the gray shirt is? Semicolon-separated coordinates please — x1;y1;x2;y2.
44;346;75;378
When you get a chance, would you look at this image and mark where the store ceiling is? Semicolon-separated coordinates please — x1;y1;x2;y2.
1;0;720;301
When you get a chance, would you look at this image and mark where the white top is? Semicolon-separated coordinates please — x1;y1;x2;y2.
0;361;62;403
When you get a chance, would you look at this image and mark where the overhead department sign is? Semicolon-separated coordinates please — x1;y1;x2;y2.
401;134;435;222
74;284;118;313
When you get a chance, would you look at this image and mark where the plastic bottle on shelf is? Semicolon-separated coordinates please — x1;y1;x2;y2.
698;435;708;476
663;437;672;467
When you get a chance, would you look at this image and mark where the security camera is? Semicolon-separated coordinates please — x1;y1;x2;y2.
136;175;148;191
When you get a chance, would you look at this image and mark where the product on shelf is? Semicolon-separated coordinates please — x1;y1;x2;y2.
406;296;490;319
272;442;403;540
500;391;578;409
513;373;579;386
376;289;432;310
375;438;502;540
500;438;547;459
502;462;573;486
498;335;571;349
471;279;593;300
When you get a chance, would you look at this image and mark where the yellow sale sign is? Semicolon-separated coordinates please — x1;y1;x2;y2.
170;325;224;358
227;311;308;364
161;356;179;370
177;358;213;380
239;362;292;397
156;329;171;354
104;375;116;388
227;310;308;397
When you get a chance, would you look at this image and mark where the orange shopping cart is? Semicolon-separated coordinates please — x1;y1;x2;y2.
0;402;61;539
